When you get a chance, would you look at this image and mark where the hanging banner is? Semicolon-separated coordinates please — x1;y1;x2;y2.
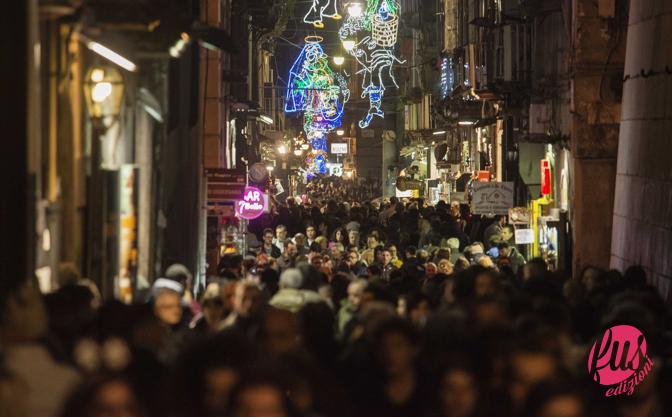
472;182;514;215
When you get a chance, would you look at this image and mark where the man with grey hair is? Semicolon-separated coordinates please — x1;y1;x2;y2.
337;278;368;339
269;268;324;312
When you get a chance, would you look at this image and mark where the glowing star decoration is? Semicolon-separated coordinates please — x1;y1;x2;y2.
236;186;266;220
285;37;350;175
338;0;404;128
304;0;342;28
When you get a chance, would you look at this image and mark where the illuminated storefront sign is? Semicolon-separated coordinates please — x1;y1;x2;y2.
236;186;266;220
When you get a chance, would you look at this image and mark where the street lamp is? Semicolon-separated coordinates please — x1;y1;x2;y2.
336;129;345;136
347;2;363;17
333;55;345;65
84;65;125;123
83;64;126;301
342;39;356;50
278;144;287;154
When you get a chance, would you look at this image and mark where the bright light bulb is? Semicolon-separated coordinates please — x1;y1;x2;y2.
266;165;274;172
91;82;113;103
87;41;137;72
294;149;303;156
342;40;356;50
301;143;310;150
347;2;363;17
90;68;105;82
278;144;287;154
333;56;345;65
336;129;345;136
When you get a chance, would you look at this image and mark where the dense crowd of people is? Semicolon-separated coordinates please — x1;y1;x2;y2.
303;176;381;202
1;196;671;417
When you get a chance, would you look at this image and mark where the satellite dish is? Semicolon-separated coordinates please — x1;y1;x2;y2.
249;163;268;183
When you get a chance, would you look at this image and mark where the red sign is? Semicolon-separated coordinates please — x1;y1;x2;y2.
541;159;552;196
236;186;265;220
476;170;491;182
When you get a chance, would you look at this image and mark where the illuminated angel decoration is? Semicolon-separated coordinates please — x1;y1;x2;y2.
285;37;350;174
303;0;341;28
338;0;403;128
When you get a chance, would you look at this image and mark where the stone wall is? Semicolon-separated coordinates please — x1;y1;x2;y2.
611;0;672;300
571;0;627;274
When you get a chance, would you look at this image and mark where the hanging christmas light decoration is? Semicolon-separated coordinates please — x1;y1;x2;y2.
338;0;403;128
285;37;350;175
304;0;342;28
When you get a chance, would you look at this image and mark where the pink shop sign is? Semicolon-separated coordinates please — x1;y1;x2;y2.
236;186;265;220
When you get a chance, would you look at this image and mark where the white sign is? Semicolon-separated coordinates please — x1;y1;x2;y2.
395;189;414;198
326;163;343;177
331;142;348;154
472;182;514;215
514;228;534;244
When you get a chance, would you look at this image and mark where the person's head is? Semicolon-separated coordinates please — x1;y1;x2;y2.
201;283;226;329
333;227;345;243
440;365;479;417
0;281;49;345
450;201;461;217
305;225;316;240
438;259;454;275
275;225;287;241
405;245;417;258
59;374;145;417
366;233;379;249
263;228;274;246
520;381;584;417
477;255;496;269
496;215;506;226
284;240;298;258
405;293;431;327
501;224;514;242
261;308;301;356
346;249;360;266
382;248;393;266
314;236;328;251
293;233;306;248
509;349;559;410
309;252;323;269
388;245;399;260
497;242;511;257
233;282;262;318
279;268;303;290
474;269;498;298
153;289;182;326
229;376;290;417
348;230;360;246
425;262;438;278
347;279;368;310
373;318;420;377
